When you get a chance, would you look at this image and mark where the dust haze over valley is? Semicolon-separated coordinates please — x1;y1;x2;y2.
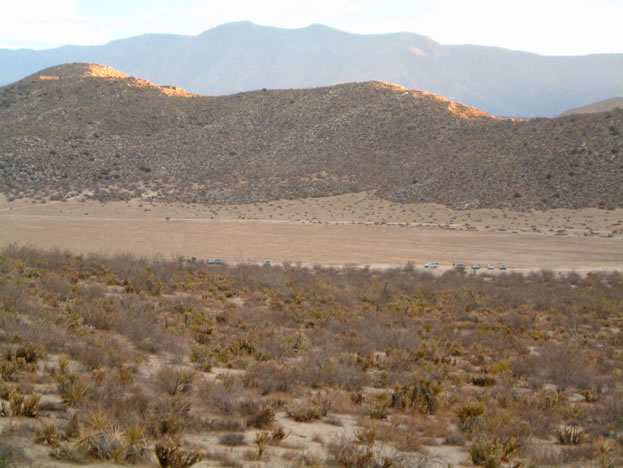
1;14;623;468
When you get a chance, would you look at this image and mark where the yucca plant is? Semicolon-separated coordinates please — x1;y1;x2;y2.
75;409;126;462
154;438;201;468
557;424;584;445
124;423;147;464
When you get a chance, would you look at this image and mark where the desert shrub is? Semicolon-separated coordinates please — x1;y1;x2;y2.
188;344;212;371
66;335;128;370
13;343;44;364
270;426;287;442
327;437;373;467
367;392;391;420
0;276;27;314
243;361;295;394
287;394;331;422
56;373;89;405
115;295;177;353
155;438;201;468
35;423;61;448
391;380;441;414
2;392;40;417
355;426;377;445
255;430;270;459
457;402;485;433
470;437;520;468
219;433;245;446
295;353;368;390
444;432;466;446
540;343;594;391
287;403;326;422
52;409;147;464
246;405;275;428
472;375;496;387
557;425;584;445
2;245;72;271
4;316;68;353
156;367;195;396
123;423;147;464
470;439;502;468
147;396;194;437
201;376;259;416
40;272;73;302
0;352;37;381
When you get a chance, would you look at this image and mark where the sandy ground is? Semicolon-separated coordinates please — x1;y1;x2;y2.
1;192;622;272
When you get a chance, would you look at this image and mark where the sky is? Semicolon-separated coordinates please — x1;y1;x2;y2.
1;0;622;56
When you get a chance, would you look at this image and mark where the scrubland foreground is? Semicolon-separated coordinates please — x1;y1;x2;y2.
0;246;622;467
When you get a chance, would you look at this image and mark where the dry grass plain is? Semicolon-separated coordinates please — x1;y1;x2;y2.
1;192;621;273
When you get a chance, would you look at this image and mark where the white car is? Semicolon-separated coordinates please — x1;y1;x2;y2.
424;262;439;269
471;264;481;270
487;264;495;270
499;264;507;270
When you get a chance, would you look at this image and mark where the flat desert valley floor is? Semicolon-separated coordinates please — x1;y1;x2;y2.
1;192;621;272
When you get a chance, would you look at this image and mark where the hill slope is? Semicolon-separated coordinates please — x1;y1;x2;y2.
1;22;622;117
559;97;623;116
0;63;621;210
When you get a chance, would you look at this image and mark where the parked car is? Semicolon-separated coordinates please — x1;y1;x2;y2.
263;260;271;266
424;262;439;268
499;264;507;270
208;258;224;265
455;264;465;270
487;264;495;270
471;264;481;270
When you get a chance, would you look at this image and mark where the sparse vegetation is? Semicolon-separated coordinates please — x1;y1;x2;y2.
0;245;622;466
0;63;621;210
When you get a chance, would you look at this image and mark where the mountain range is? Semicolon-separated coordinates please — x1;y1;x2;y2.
1;21;622;117
1;63;621;210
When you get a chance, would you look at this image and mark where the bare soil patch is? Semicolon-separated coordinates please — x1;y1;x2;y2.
1;193;621;272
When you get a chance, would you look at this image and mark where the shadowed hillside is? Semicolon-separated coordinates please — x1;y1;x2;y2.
0;63;622;210
1;22;622;117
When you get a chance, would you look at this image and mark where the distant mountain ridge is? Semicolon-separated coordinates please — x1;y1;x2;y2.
1;21;622;117
1;63;621;210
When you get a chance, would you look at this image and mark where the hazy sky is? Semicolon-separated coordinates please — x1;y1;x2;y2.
1;0;622;55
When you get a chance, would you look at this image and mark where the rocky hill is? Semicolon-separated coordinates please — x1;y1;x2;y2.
559;97;623;116
1;22;623;117
0;63;621;210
